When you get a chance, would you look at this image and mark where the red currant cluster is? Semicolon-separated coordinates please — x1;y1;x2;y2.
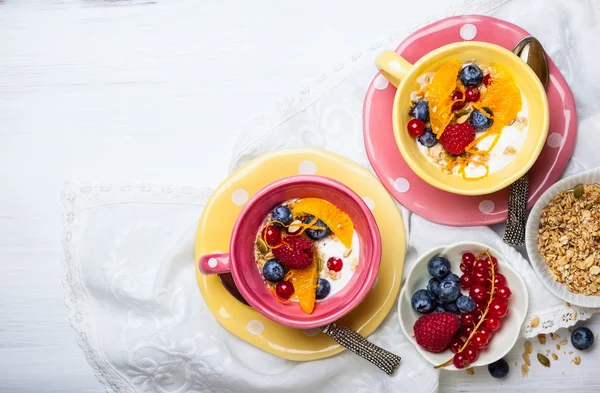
449;251;512;369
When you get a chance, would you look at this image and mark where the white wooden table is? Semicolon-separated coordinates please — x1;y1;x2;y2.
1;0;598;392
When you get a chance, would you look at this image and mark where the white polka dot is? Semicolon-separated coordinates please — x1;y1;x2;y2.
362;197;375;211
232;189;248;206
393;178;410;193
373;74;390;90
207;258;218;268
547;132;563;148
298;160;318;175
388;61;401;71
247;320;264;335
302;328;321;336
479;200;495;214
460;24;478;40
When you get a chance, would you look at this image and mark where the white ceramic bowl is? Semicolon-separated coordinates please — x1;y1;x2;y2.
525;168;600;307
398;241;529;370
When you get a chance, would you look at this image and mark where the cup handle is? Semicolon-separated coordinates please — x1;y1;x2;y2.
375;50;413;88
199;253;232;275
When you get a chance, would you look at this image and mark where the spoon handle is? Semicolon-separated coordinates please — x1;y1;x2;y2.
321;323;401;375
504;173;529;246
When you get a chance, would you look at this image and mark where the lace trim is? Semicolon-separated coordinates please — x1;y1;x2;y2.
522;306;595;338
61;183;212;393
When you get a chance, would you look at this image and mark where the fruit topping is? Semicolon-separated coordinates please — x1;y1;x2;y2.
408;118;426;137
449;337;464;354
484;316;501;331
271;205;293;227
291;198;354;248
276;281;295;299
327;257;343;272
495;286;512;301
315;278;331;300
462;252;476;264
428;256;451;279
304;216;330;240
288;257;319;313
459;273;474;289
263;225;282;247
483;74;492;87
473;270;491;285
413;312;461;353
410;100;430;122
469;107;494;131
451;90;463;102
438;123;476;155
489;299;508;318
464;87;480;102
488;358;509;379
426;60;462;135
459;64;484;87
411;289;437;314
472;331;489;349
272;235;314;270
418;128;438;147
460;261;472;274
463;344;479;363
571;327;594;350
470;284;490;304
456;295;476;313
494;273;506;287
438;280;461;303
453;352;471;369
262;259;285;282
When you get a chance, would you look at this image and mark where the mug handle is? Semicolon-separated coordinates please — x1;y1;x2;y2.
199;253;231;275
375;50;413;88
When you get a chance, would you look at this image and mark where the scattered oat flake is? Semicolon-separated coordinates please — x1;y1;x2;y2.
524;340;533;354
568;351;573;355
522;353;531;366
572;311;578;320
515;361;518;367
521;364;529;377
566;302;571;307
556;344;561;350
545;349;552;356
466;368;475;375
572;356;581;365
530;316;540;327
538;334;547;345
552;353;559;360
560;339;568;346
550;333;556;339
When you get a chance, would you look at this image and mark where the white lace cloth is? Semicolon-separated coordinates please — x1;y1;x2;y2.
62;0;600;392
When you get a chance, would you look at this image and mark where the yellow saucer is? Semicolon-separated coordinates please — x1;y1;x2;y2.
194;148;405;361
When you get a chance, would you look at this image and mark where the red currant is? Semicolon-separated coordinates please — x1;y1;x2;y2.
470;284;490;304
264;225;282;247
327;257;343;272
483;74;492;86
494;273;506;287
495;286;512;301
460;261;473;274
485;316;501;331
475;302;485;313
478;325;493;340
462;252;476;264
459;273;474;289
276;280;294;299
453;352;471;369
465;87;480;102
462;325;474;338
449;337;464;354
489;299;508;318
451;100;466;111
463;344;479;363
451;90;464;101
473;259;489;273
461;312;476;328
472;332;489;349
407;119;425;137
473;270;491;285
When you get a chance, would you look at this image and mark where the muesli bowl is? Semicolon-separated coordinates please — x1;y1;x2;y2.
375;41;549;196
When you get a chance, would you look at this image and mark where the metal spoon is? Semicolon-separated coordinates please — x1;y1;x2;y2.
504;37;549;246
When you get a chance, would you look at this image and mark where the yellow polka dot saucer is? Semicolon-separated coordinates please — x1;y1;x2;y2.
194;148;406;361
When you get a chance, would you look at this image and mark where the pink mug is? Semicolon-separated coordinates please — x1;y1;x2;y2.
199;175;382;329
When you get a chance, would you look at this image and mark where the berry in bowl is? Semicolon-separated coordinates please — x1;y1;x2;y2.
398;242;528;369
198;175;381;329
376;42;549;195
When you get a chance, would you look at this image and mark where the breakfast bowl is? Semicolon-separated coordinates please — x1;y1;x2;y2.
375;41;549;196
398;241;528;370
198;175;381;329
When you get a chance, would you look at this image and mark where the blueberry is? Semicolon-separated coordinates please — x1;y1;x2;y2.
438;280;461;303
488;358;509;379
315;278;331;300
470;107;494;131
445;301;459;313
410;100;430;122
428;256;451;279
271;205;293;227
441;273;460;284
262;259;285;282
571;327;594;350
427;278;441;297
456;295;476;313
411;289;436;313
304;216;329;240
459;64;484;87
433;304;446;313
418;127;438;147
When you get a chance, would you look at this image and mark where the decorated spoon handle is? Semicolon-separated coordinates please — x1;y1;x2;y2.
321;323;401;375
504;173;529;246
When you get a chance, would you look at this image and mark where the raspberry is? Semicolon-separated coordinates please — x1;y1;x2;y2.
413;312;461;353
439;123;476;155
272;235;314;270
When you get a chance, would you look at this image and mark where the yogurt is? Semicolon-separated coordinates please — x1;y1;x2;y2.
313;231;360;301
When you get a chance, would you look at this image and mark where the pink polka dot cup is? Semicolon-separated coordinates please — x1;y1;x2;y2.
198;175;382;329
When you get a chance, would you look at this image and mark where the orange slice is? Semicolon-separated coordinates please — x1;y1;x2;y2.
426;60;462;137
291;198;354;248
288;257;318;314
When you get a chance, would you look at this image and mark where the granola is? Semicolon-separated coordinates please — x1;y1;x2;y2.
537;184;600;296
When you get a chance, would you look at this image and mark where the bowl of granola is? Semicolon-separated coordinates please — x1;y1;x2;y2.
526;168;600;307
375;42;549;196
198;175;381;328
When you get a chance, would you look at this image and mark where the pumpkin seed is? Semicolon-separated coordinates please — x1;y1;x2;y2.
574;184;584;199
256;237;268;254
537;353;551;367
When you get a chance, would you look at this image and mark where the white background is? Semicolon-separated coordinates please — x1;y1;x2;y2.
1;0;599;392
